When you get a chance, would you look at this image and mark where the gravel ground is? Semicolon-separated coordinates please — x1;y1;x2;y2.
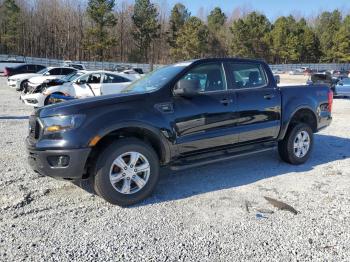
0;77;349;261
278;74;308;85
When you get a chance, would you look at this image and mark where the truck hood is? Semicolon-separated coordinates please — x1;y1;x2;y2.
9;73;39;81
37;92;149;118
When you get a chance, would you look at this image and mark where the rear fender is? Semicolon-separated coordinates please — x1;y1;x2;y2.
278;102;318;140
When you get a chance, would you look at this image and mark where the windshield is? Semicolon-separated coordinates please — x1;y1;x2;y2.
61;71;84;82
122;63;190;93
37;68;48;74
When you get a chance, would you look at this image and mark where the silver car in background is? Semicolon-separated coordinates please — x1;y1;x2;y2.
335;78;350;97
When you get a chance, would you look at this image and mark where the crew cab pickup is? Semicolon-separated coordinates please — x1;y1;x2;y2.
26;58;332;206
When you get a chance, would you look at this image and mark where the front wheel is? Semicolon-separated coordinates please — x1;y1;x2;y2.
92;138;160;206
278;123;313;165
17;80;28;92
44;93;64;105
44;95;53;106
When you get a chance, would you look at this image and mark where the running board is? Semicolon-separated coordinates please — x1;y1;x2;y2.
170;145;276;171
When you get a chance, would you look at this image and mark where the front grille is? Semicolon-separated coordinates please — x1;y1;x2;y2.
29;116;41;140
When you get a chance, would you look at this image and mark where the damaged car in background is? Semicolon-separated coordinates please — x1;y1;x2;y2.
7;67;76;92
21;71;135;107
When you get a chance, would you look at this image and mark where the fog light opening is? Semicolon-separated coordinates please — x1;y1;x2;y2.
47;155;70;167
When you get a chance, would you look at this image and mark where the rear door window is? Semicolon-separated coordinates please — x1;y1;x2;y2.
226;63;267;89
103;74;131;83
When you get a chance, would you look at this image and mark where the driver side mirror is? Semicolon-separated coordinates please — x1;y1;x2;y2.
44;72;50;76
338;82;343;86
173;79;201;97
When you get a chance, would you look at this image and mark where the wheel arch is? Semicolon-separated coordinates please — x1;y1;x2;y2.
44;91;66;105
84;123;171;178
279;106;318;139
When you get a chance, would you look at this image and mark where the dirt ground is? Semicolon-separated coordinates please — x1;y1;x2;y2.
0;76;349;261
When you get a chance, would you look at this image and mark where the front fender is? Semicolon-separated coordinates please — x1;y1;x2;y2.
93;120;172;164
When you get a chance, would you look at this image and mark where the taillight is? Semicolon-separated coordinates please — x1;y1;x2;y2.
328;90;333;112
3;68;8;77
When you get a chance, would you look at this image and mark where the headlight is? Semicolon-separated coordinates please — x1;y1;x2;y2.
40;114;85;134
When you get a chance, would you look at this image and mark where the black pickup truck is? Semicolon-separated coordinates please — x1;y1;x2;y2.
26;58;332;206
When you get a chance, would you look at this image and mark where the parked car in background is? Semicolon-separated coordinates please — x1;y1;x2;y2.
111;64;144;79
26;58;333;206
23;71;87;96
40;70;86;88
334;78;350;97
62;61;86;70
25;67;77;93
21;71;134;107
332;70;349;78
307;71;337;94
8;67;76;91
3;64;46;77
7;67;48;91
0;55;26;73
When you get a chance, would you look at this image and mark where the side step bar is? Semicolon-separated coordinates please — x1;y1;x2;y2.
170;145;276;171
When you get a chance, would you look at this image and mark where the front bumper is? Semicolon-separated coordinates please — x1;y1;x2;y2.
21;93;46;107
8;79;18;88
27;140;91;180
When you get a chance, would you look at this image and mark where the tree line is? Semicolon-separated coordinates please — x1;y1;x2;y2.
0;0;349;64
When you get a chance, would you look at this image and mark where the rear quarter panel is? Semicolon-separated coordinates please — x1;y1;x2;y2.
278;85;330;139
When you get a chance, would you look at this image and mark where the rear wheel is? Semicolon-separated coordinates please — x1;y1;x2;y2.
278;123;313;165
92;138;160;206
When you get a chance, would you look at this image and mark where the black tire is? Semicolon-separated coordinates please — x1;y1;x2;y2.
44;92;64;105
92;138;160;206
17;80;28;92
278;123;313;165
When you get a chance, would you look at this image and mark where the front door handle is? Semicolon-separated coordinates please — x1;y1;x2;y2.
263;94;275;100
220;98;233;105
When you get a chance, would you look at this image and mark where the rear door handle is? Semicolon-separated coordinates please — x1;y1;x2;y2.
263;94;275;100
220;98;233;105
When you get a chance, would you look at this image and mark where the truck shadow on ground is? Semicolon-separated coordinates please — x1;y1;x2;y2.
136;133;350;206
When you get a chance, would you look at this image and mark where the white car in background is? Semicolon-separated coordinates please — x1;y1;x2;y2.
21;71;135;107
62;61;86;70
7;67;76;91
26;67;77;92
